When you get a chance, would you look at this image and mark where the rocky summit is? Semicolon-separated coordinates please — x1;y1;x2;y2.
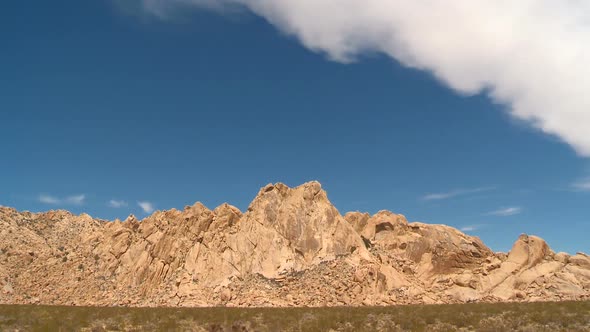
1;181;589;307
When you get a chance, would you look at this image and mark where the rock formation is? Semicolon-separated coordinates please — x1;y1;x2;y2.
0;181;588;307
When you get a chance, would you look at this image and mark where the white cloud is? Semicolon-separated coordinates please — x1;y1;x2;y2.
422;187;494;201
39;194;85;205
39;194;60;205
485;206;522;217
141;0;590;156
138;201;155;214
571;178;590;191
108;200;128;208
65;194;86;205
460;225;479;232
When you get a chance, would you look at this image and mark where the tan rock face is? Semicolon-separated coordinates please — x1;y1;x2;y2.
346;210;493;278
570;253;590;269
236;182;370;278
344;211;371;235
0;182;588;307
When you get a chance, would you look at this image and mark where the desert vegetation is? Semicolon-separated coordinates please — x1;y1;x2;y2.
1;301;589;331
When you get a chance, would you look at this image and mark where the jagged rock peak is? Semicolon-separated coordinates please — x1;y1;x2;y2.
249;181;326;208
1;182;589;307
213;203;242;214
0;206;16;213
210;203;242;230
33;209;75;221
183;201;210;212
506;234;551;268
124;214;138;223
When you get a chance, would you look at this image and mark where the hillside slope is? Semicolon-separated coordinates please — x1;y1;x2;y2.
1;182;589;307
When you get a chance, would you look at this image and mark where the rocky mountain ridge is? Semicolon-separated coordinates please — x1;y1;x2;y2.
1;181;589;307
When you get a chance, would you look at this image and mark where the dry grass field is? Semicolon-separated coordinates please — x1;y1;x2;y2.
1;301;589;331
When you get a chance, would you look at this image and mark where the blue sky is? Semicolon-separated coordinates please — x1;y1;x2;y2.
1;1;589;253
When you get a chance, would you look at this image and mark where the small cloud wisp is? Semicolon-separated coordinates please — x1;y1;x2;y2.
108;200;129;208
485;206;522;217
39;194;86;205
138;201;155;214
422;187;494;201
